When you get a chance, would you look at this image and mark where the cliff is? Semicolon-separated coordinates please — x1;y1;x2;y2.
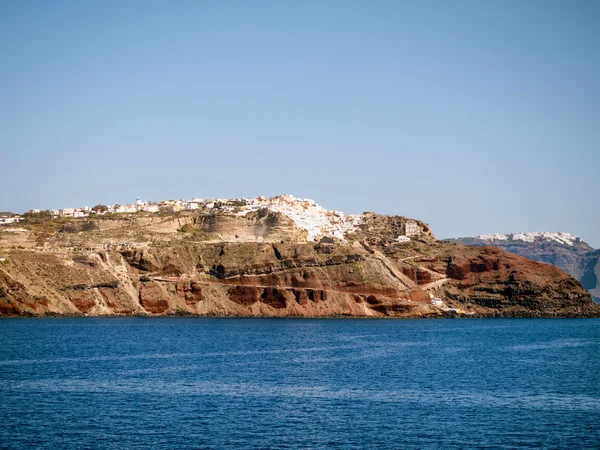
1;209;598;318
451;234;600;304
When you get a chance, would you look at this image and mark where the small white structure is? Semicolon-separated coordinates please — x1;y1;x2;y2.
396;236;411;243
432;298;443;306
405;220;419;237
114;205;136;213
73;211;87;218
0;216;21;224
59;208;75;217
184;202;199;210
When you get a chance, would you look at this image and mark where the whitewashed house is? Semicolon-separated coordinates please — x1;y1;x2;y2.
405;220;419;237
59;208;75;217
0;216;22;224
114;205;136;213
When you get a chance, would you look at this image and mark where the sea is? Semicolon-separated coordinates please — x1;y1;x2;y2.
0;318;598;449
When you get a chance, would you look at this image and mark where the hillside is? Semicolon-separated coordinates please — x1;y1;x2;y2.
1;198;598;318
451;233;600;303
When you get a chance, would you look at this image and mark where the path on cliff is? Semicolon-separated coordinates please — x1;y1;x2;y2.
398;255;420;262
421;278;450;291
393;252;449;290
369;249;418;290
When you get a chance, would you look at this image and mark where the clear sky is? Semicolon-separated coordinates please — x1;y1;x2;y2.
1;1;599;246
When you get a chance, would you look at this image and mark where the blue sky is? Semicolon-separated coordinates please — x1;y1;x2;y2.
1;1;599;246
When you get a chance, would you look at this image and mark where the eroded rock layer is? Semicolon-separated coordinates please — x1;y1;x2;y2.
0;212;598;318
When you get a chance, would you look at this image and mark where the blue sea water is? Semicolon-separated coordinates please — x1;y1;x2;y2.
0;318;598;449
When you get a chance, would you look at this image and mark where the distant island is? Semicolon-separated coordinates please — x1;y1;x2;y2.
1;195;598;318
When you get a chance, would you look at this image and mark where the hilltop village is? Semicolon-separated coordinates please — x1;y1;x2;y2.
3;194;421;242
476;232;581;246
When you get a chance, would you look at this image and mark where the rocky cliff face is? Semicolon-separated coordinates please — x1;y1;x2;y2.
451;235;600;304
578;250;600;303
1;213;598;318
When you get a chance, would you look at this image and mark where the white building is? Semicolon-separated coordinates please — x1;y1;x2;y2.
115;205;136;213
405;220;419;237
59;208;75;217
0;216;21;224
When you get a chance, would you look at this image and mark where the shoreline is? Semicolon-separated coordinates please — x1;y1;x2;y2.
3;311;600;320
